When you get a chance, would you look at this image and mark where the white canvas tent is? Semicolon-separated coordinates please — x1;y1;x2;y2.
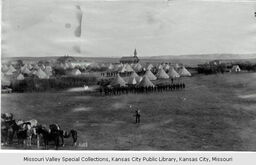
1;75;11;86
71;69;81;76
231;65;241;72
127;77;138;85
133;63;143;72
2;64;9;72
164;64;170;71
146;64;154;70
144;70;157;80
130;71;139;78
168;67;180;78
45;66;53;76
17;73;25;80
5;69;14;75
108;64;114;70
22;67;31;74
120;64;134;73
138;76;155;87
110;74;127;87
36;69;49;79
179;66;191;77
156;69;169;79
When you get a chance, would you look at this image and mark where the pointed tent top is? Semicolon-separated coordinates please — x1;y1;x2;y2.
147;64;154;70
125;64;135;72
17;73;25;80
133;63;142;72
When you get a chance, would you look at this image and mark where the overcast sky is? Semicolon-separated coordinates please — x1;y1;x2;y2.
2;0;256;57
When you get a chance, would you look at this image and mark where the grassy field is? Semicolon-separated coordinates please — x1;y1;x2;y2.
1;72;256;151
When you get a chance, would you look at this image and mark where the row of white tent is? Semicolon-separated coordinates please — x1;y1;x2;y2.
107;62;188;74
110;73;155;88
140;67;191;80
109;67;191;88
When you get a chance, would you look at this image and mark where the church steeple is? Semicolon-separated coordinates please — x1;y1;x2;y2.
134;49;137;57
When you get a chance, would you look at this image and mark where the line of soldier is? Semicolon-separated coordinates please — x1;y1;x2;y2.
100;83;185;96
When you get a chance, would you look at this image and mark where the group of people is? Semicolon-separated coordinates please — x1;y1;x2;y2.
100;83;186;96
1;113;77;149
100;71;119;77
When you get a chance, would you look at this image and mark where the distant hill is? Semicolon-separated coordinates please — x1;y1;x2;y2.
150;53;256;60
2;54;256;68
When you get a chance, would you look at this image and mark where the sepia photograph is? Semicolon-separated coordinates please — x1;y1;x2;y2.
1;0;256;152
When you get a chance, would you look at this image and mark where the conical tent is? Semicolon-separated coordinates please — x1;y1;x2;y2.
64;63;69;69
8;65;16;73
158;64;163;70
1;75;11;86
168;67;180;78
120;65;127;73
41;64;46;70
2;64;9;72
174;63;180;69
127;77;137;85
36;69;49;79
130;71;139;78
33;64;40;70
110;74;127;87
45;66;53;76
156;69;169;79
22;67;31;74
5;69;14;75
138;76;155;87
179;66;191;76
134;63;143;72
136;76;143;83
164;64;170;71
144;70;157;80
20;65;26;72
72;69;81;75
68;63;74;69
147;64;154;70
125;64;135;72
231;65;241;72
32;70;37;75
28;64;33;70
60;63;66;69
89;62;100;69
108;64;114;70
17;73;25;80
45;66;53;72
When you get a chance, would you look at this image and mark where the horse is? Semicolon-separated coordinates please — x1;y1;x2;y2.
1;119;20;145
36;124;61;149
1;113;14;122
59;129;78;146
36;124;78;149
49;124;78;147
13;119;39;148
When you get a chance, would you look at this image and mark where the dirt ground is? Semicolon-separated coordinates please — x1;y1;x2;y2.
1;72;256;150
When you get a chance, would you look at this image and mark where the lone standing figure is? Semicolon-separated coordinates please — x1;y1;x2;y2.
135;109;141;124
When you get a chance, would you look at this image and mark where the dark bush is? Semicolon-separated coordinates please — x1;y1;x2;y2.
10;76;98;92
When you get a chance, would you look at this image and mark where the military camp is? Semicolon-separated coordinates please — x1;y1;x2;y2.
1;52;256;151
